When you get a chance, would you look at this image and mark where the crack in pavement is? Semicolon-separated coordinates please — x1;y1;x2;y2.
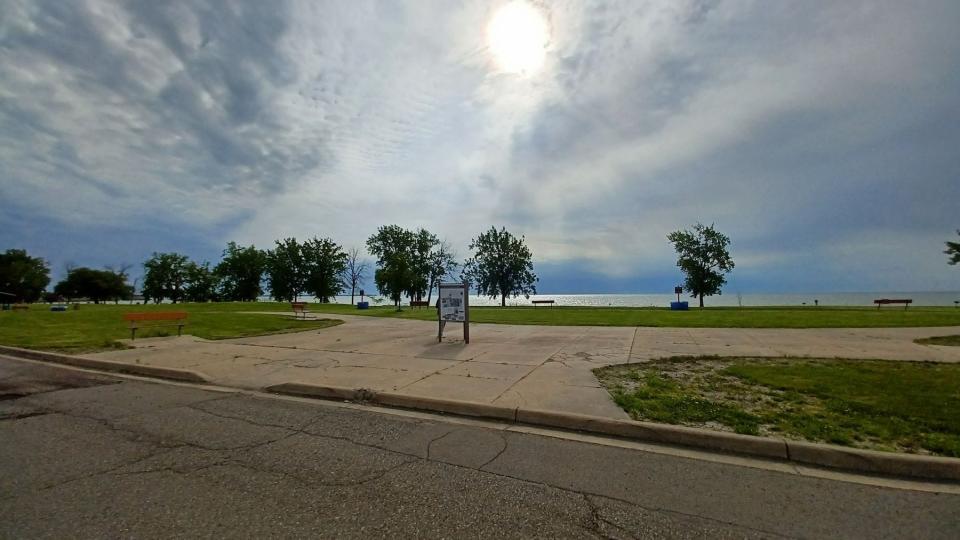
425;429;455;460
478;432;509;470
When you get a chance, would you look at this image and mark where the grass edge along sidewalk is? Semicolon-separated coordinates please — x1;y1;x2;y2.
308;303;960;329
594;356;960;458
0;304;342;353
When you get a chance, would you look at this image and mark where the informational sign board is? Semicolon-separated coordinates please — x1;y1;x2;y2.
438;282;469;343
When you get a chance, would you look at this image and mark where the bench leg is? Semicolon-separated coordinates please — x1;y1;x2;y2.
130;327;136;340
178;324;183;337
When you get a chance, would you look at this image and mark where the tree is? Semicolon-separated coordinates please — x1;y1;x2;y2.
142;252;190;304
302;237;348;303
462;226;538;307
266;238;307;302
410;228;439;302
104;264;134;304
0;249;51;303
215;242;267;301
667;223;735;308
344;248;369;305
946;230;960;266
54;267;129;303
426;240;458;304
184;262;219;302
367;225;418;310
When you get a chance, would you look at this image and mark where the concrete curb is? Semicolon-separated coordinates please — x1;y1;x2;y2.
264;381;960;482
0;345;209;384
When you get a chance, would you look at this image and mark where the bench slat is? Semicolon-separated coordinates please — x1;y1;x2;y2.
123;312;188;321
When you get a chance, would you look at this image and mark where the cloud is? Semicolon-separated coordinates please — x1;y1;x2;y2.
1;0;958;292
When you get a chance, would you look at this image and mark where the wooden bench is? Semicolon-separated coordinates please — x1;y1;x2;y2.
123;312;188;340
291;302;310;319
874;299;912;310
532;300;555;307
12;304;30;311
410;300;430;309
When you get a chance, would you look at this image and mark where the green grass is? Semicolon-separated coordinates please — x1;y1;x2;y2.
0;302;341;352
595;357;960;456
310;303;960;328
915;335;960;346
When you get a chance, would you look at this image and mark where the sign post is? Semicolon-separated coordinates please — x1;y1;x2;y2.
674;286;682;303
438;282;469;344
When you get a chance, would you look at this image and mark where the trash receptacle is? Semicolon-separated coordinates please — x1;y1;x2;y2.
670;301;689;311
357;301;369;310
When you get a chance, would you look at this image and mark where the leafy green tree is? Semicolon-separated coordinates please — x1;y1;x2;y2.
303;237;348;303
142;252;190;304
426;240;458;304
410;228;439;302
667;223;735;308
946;230;960;266
367;225;418;310
266;238;307;302
54;267;129;303
0;249;50;303
185;262;219;302
215;242;266;301
462;226;538;307
345;247;369;305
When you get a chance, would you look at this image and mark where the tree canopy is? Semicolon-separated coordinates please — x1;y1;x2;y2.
215;242;266;301
367;225;419;310
0;249;50;303
53;267;129;303
946;230;960;266
667;223;734;308
266;238;307;302
302;237;348;303
142;252;190;303
462;226;538;307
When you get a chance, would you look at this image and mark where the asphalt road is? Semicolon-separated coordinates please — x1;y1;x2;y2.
1;357;958;539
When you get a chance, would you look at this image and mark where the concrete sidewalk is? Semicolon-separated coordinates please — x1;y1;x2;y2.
82;314;960;419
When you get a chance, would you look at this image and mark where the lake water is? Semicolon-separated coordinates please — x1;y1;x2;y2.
320;291;960;307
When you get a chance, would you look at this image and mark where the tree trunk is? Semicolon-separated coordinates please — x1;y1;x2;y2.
699;293;704;308
501;293;506;307
350;285;355;305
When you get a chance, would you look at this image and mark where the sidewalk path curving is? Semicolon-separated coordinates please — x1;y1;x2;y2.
80;314;960;420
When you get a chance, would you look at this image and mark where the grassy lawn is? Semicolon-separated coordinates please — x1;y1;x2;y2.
0;302;340;353
594;357;960;456
915;335;960;346
310;303;960;328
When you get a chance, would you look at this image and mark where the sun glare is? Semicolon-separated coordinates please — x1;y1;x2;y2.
487;1;549;74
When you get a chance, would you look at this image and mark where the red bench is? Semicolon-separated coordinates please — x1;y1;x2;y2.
123;312;188;340
874;299;912;310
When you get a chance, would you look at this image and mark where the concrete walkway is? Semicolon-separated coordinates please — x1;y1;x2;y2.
83;315;960;420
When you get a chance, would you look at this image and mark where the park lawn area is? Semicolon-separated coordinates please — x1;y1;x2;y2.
594;357;960;457
915;335;960;346
0;302;340;353
310;303;960;328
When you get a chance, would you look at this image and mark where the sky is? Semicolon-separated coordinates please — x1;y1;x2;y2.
1;0;959;294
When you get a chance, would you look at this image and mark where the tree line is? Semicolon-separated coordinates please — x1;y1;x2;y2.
10;224;949;308
0;226;543;308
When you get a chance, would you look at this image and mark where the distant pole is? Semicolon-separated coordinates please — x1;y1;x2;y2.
463;282;470;344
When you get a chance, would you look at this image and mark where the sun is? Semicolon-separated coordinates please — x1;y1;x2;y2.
486;1;549;74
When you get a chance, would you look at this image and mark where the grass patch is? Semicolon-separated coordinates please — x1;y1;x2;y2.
915;335;960;346
308;303;960;328
0;302;341;352
595;357;960;456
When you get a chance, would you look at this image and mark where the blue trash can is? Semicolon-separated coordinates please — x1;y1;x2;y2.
357;301;369;310
670;301;689;311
